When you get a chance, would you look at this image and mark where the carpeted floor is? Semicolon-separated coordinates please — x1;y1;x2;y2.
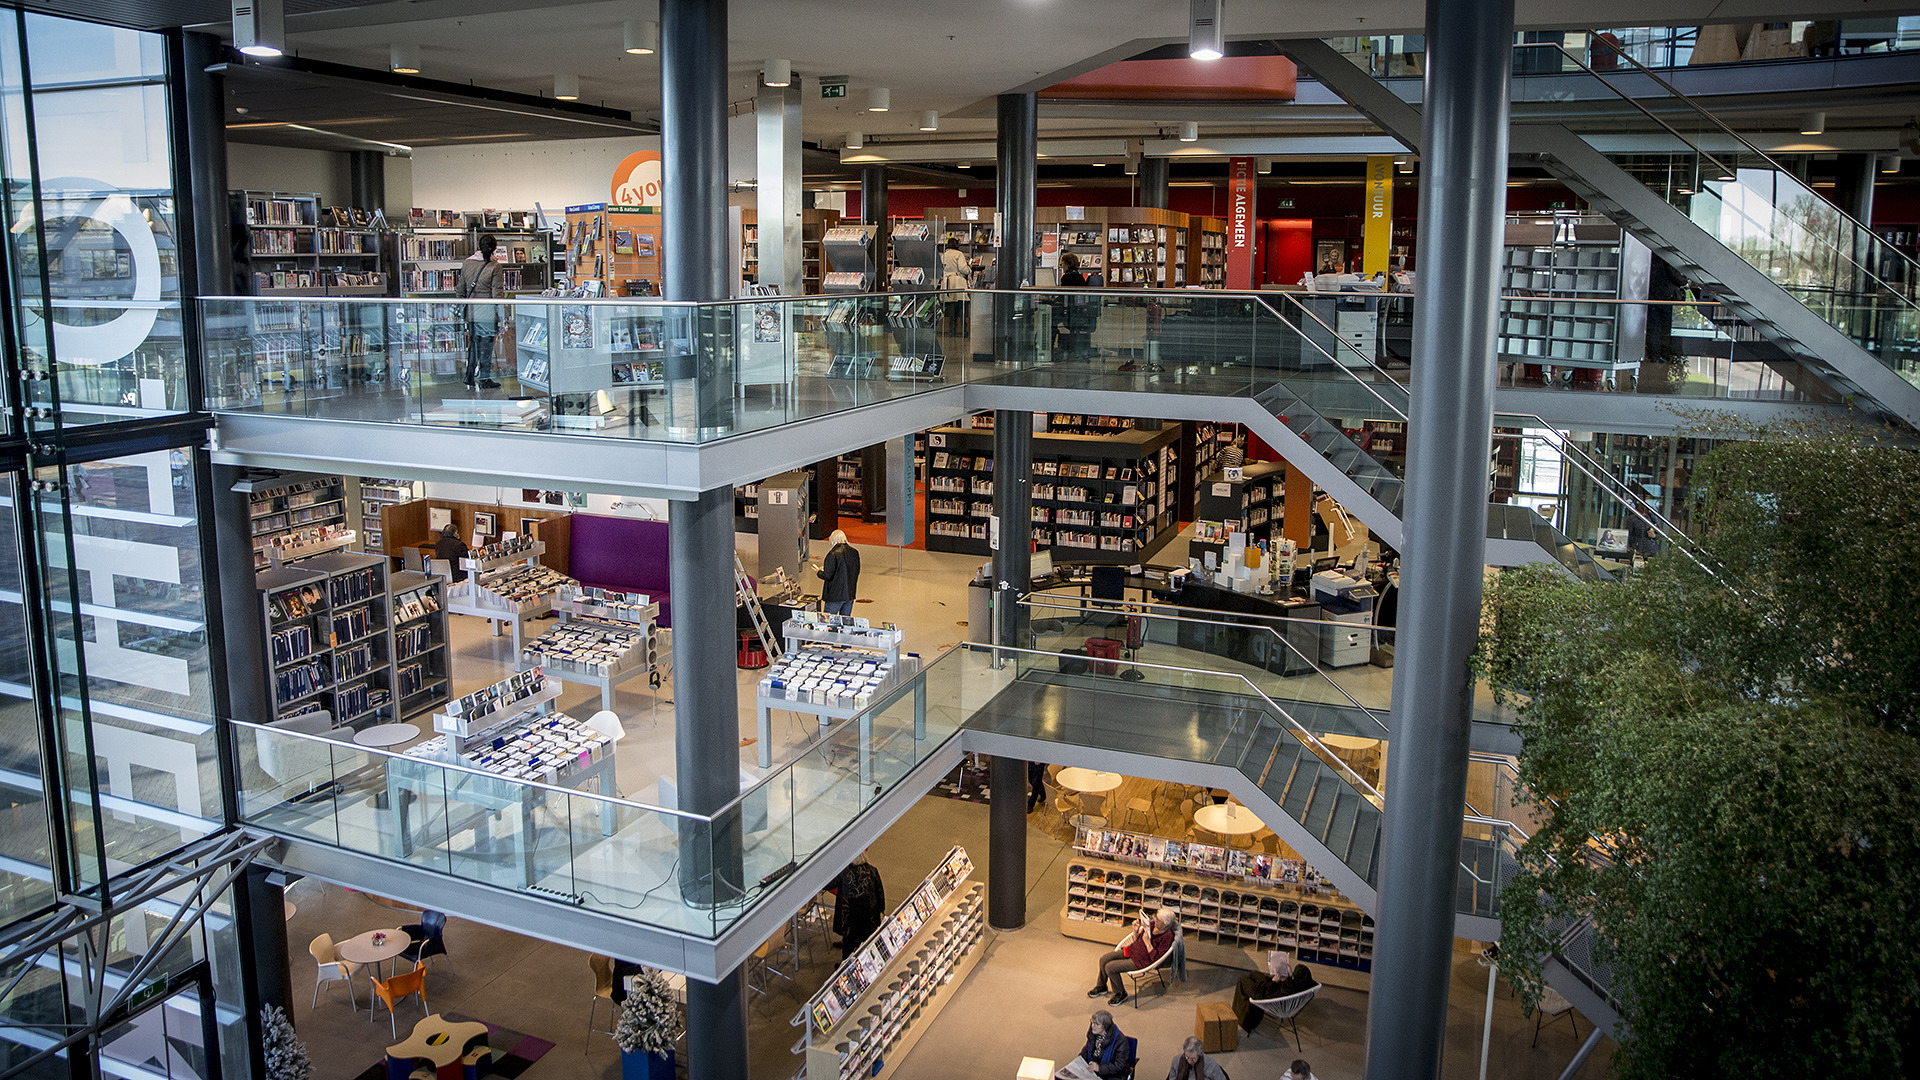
344;1012;554;1080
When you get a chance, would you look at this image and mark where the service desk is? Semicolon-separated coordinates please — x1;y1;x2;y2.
1165;581;1323;677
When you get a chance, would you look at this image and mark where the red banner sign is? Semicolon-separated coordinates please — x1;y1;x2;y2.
1226;157;1255;290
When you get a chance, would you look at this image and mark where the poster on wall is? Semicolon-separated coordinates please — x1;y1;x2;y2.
1315;240;1347;275
560;305;593;348
754;303;782;342
611;151;663;208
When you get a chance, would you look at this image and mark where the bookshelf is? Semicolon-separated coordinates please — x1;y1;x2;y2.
1189;460;1287;569
398;227;467;298
923;209;996;283
257;551;398;729
1499;215;1649;375
244;471;350;570
734;464;833;539
1189;216;1228;288
924;424;1181;561
836;445;886;523
389;569;451;718
233;191;390;297
353;478;420;555
470;214;553;294
1035;207;1190;288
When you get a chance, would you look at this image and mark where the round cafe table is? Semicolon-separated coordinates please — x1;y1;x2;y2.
1054;768;1123;828
1193;801;1265;837
353;723;421;748
1318;734;1383;786
337;928;412;999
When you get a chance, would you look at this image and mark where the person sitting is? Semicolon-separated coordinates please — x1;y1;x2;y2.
432;522;470;583
1069;1010;1135;1080
1166;1036;1228;1080
1286;1059;1319;1080
1233;961;1316;1032
1087;907;1177;1005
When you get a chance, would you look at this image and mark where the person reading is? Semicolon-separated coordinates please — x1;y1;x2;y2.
1087;908;1176;1005
1058;1010;1133;1080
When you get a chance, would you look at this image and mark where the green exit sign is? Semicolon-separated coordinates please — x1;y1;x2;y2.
821;83;847;99
1276;198;1295;209
1549;200;1569;210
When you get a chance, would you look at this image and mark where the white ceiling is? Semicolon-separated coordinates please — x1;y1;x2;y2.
203;0;1920;145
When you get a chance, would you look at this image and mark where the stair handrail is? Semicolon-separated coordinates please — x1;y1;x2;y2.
1528;38;1920;303
976;640;1382;804
1246;291;1413;424
1019;592;1391;733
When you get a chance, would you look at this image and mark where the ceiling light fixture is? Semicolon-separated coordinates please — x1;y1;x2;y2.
846;131;864;149
1396;157;1414;174
1178;121;1199;142
1189;0;1225;61
866;88;890;112
1125;160;1138;175
624;20;657;55
1257;157;1272;174
1800;111;1825;136
763;59;791;87
233;0;285;57
389;43;420;74
919;110;938;131
1882;154;1902;174
957;161;970;168
555;73;580;100
1093;160;1107;166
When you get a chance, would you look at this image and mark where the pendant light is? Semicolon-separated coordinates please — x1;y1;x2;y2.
763;59;791;88
846;131;864;149
389;43;421;74
1178;122;1200;142
1189;0;1225;61
866;87;890;112
1800;111;1825;136
234;0;285;56
555;73;580;101
919;111;939;131
624;20;657;55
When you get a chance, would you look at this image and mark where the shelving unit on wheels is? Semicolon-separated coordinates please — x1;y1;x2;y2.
389;569;451;718
735;465;833;539
257;551;398;731
925;422;1181;561
1498;214;1651;388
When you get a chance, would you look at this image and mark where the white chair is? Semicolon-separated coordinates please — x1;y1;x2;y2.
1251;983;1321;1047
427;558;454;581
1116;925;1180;1007
1532;986;1580;1045
257;712;340;799
309;933;359;1010
584;710;628;745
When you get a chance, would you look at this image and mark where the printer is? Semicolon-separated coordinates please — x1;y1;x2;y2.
1310;570;1378;667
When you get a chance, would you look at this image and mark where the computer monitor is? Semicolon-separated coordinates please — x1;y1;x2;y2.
1313;555;1341;573
1030;550;1054;581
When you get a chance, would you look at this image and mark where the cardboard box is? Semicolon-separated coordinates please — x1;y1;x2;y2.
1194;1001;1238;1054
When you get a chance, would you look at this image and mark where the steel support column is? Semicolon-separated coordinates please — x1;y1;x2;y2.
991;408;1032;650
863;166;889;288
209;465;269;724
240;866;293;1015
169;30;232;299
346;151;385;215
1363;0;1513;1075
755;82;803;296
995;94;1037;290
987;753;1029;930
1139;157;1170;210
686;969;749;1080
662;0;732;431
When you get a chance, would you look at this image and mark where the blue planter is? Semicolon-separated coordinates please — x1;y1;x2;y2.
621;1048;675;1080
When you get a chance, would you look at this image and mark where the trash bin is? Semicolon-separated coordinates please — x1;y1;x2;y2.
1085;637;1123;675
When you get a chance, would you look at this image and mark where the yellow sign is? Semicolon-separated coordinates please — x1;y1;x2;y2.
1362;154;1394;275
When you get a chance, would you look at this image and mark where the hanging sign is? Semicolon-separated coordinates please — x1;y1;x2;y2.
1363;154;1394;275
1226;156;1256;290
821;82;847;98
611;151;663;209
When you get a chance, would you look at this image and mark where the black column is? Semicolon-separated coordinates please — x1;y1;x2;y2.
987;754;1029;930
685;972;747;1080
241;867;293;1013
995;93;1037;290
991;408;1032;650
1832;152;1875;223
347;151;385;214
670;487;742;891
862;166;889;289
1139;157;1170;210
168;30;232;299
1363;0;1512;1074
661;0;732;431
210;464;269;723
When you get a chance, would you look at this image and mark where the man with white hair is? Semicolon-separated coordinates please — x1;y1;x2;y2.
816;529;861;616
1087;907;1177;1006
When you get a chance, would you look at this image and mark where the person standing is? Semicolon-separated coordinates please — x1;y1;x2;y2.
941;239;973;333
458;234;505;390
828;852;885;960
1027;760;1049;813
816;529;861;616
432;522;470;583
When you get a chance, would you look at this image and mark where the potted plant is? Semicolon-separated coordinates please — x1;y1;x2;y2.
260;1005;313;1080
614;969;684;1080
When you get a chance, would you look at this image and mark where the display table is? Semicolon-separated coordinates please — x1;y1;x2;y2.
1055;768;1123;827
520;616;662;711
448;560;574;653
753;638;920;774
386;1014;490;1080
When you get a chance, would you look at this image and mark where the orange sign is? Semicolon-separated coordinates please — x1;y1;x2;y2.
611;151;663;208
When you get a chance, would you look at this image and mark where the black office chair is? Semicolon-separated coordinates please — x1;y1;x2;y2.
399;909;449;971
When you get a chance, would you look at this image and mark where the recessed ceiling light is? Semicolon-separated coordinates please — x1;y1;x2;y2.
1093;161;1106;166
763;59;791;88
624;20;657;55
1800;111;1825;136
1189;0;1225;61
555;73;579;100
1397;157;1414;174
957;161;970;168
919;110;938;131
1178;121;1199;142
867;88;890;112
234;0;285;57
389;43;420;74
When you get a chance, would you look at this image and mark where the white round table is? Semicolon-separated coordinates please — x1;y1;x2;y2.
354;723;421;748
1193;802;1265;837
337;928;413;995
1054;768;1123;827
1319;734;1381;751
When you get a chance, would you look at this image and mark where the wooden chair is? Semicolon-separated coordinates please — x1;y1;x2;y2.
308;934;358;1010
587;954;618;1049
370;967;428;1036
1532;987;1580;1045
1123;797;1153;831
1250;984;1320;1047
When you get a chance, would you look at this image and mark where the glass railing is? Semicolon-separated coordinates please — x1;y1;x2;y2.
1019;593;1391;730
230;643;1008;938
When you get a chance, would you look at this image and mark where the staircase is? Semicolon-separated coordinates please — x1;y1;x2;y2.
1283;36;1920;429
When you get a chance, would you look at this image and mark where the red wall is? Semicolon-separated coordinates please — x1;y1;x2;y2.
1262;219;1313;287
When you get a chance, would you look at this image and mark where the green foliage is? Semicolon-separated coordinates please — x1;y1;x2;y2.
1480;428;1920;1078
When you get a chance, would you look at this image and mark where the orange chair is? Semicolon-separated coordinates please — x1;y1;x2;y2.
370;967;429;1036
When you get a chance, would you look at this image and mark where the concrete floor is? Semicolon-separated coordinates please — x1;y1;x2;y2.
280;794;1611;1080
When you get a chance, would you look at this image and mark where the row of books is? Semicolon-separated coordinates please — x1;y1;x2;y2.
330;605;375;645
275;660;330;704
395;624;436;661
327;568;378;606
269;624;315;665
250;270;388;292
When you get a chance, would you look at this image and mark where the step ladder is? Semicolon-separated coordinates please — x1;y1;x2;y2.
735;552;783;661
